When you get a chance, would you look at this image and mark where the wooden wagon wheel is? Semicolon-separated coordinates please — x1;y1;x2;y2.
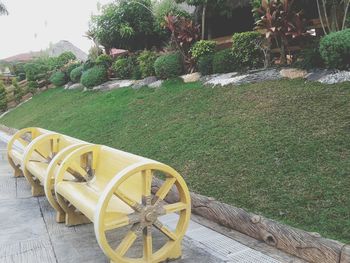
94;162;191;263
54;145;100;225
22;133;61;188
7;127;38;177
45;143;90;223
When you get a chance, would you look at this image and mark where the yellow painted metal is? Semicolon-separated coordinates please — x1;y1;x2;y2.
54;144;191;263
7;127;51;177
6;127;191;262
21;132;89;221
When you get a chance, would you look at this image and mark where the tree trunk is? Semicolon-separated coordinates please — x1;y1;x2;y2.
152;178;350;263
201;4;207;40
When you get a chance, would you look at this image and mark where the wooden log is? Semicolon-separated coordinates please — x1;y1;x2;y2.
152;178;349;263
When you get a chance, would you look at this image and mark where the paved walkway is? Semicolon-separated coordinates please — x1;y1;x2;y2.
0;134;283;263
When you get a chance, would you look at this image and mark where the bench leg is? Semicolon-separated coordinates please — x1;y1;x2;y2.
14;167;23;178
65;211;91;227
56;211;66;223
31;181;45;197
166;242;182;261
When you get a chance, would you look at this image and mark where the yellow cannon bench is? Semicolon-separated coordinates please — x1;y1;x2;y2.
21;132;90;222
54;144;191;263
7;127;52;177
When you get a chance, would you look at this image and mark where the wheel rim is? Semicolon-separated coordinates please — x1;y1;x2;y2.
95;163;191;263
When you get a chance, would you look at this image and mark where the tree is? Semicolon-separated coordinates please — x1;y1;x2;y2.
89;0;160;51
0;1;8;15
316;0;350;34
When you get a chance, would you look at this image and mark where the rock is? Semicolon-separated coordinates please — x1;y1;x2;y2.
149;80;163;88
68;83;84;90
280;68;307;79
132;76;158;89
64;82;74;90
305;69;334;81
318;71;350;84
181;72;201;83
204;72;243;86
94;79;136;91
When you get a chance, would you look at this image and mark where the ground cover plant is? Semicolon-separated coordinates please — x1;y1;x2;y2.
1;79;350;243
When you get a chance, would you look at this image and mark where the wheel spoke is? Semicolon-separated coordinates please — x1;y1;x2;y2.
67;163;88;181
142;170;152;197
104;213;130;231
153;220;177;241
18;137;29;146
143;226;153;260
163;202;188;214
114;190;143;212
116;230;138;257
153;177;176;205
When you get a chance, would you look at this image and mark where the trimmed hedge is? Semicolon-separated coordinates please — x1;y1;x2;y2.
70;66;84;83
213;49;235;74
137;50;158;78
198;54;213;75
154;53;183;79
320;29;350;69
80;66;108;89
232;31;263;70
190;40;216;60
49;71;68;87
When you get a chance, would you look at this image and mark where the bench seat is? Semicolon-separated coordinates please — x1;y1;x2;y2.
56;181;134;223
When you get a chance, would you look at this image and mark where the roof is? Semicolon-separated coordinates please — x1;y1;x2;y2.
2;51;42;63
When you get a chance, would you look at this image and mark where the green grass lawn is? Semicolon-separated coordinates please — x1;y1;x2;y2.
1;79;350;243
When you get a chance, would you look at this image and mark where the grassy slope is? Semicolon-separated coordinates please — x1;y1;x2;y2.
2;79;350;243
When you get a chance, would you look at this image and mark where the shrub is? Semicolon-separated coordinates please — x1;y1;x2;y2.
18;73;26;81
137;50;158;78
83;60;95;71
190;40;217;61
80;66;108;89
131;65;142;80
295;40;324;69
12;79;22;103
27;81;38;93
198;54;214;75
231;32;264;70
213;49;235;74
112;57;135;79
50;71;68;87
70;66;84;83
320;29;350;69
154;53;183;79
64;62;81;77
0;81;7;112
95;54;113;68
57;52;76;68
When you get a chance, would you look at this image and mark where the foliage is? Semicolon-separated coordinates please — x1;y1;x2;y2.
18;73;26;81
137;50;158;78
12;78;22;103
56;52;76;68
153;0;191;36
164;15;200;72
319;29;350;69
190;40;216;61
197;54;213;75
154;53;183;79
316;0;350;34
4;79;350;243
95;54;113;68
83;60;95;71
112;57;135;79
49;71;68;87
294;39;324;69
131;64;142;80
80;66;108;88
63;62;81;77
24;60;50;81
70;66;84;83
255;0;308;65
0;81;6;112
88;46;103;61
90;0;160;51
232;31;264;70
27;81;38;93
213;49;235;73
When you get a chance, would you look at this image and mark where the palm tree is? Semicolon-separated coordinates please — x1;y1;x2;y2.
0;1;8;15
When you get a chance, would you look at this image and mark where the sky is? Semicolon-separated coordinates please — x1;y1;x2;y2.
0;0;111;59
